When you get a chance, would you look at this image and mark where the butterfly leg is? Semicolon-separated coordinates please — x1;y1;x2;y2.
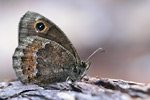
66;76;74;83
80;73;90;82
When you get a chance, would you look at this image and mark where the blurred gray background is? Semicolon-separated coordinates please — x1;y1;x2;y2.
0;0;150;83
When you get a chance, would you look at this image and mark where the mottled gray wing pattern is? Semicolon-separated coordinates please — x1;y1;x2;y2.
13;11;89;86
13;35;78;86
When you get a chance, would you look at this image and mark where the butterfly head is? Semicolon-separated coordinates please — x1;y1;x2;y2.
75;61;91;80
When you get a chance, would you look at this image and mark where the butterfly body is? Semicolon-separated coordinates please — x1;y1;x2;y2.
13;11;90;86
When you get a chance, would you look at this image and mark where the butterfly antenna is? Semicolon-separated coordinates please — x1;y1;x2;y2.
86;48;105;62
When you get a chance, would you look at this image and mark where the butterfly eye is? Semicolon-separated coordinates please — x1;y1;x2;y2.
34;20;48;33
36;22;45;32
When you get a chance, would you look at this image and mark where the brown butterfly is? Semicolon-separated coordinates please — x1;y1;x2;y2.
13;11;90;86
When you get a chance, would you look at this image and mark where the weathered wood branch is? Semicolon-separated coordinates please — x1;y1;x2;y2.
0;76;150;100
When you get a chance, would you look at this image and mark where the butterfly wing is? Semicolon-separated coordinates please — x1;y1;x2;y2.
13;11;89;86
13;35;78;86
13;11;86;86
19;11;81;64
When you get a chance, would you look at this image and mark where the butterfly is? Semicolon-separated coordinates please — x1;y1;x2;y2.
13;11;90;86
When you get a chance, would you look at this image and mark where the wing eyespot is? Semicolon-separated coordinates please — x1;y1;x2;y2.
34;20;48;33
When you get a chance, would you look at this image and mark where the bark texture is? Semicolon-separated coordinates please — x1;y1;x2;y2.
0;76;150;100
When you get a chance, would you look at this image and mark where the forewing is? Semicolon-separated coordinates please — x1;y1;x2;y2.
19;11;80;63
